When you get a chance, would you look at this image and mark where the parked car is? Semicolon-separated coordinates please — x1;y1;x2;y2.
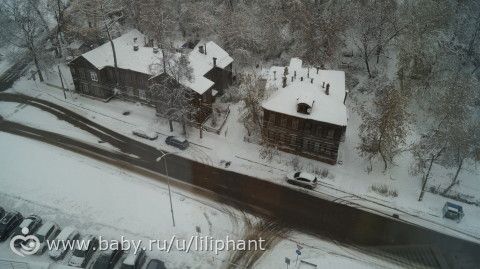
286;172;318;190
0;206;4;219
132;129;158;140
146;259;166;269
443;201;465;223
0;211;23;241
165;136;189;150
28;221;61;254
121;247;146;269
92;248;123;269
49;226;80;261
68;234;99;268
11;214;42;246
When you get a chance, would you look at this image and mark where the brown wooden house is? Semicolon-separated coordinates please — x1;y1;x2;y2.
68;29;233;123
262;58;348;165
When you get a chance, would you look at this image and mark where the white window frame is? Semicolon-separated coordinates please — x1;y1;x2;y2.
90;71;98;82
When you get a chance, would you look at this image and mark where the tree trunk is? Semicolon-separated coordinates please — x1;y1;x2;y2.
364;46;372;78
32;52;44;82
169;120;173;132
442;157;464;195
418;155;435;201
105;23;119;87
182;118;186;136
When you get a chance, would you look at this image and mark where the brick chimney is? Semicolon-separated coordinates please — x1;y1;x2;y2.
273;71;277;80
133;38;139;51
326;83;330;95
213;57;217;67
311;78;314;84
300;77;303;81
198;45;204;54
316;67;320;74
282;76;287;88
204;43;207;55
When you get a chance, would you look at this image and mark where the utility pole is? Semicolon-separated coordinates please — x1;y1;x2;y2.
57;65;66;100
156;152;177;227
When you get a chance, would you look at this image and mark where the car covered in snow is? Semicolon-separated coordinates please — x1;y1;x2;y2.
132;129;158;140
0;210;23;241
286;172;318;190
92;247;124;269
165;136;189;150
68;234;99;268
121;247;146;269
49;226;80;261
146;259;167;269
11;214;42;246
30;221;61;254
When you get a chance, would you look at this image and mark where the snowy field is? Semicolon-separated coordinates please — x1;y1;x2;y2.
0;132;399;269
2;72;480;244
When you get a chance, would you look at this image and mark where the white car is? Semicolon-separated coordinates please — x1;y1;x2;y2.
49;226;80;261
132;129;158;140
68;234;99;268
286;171;318;190
30;221;60;254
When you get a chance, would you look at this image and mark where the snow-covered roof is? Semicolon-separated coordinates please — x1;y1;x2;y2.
77;29;233;94
262;58;347;126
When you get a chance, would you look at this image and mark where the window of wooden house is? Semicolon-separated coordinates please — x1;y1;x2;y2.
280;117;287;128
292;119;299;129
314;142;320;153
315;126;322;136
327;129;335;139
71;67;76;76
139;89;146;100
269;113;276;125
203;94;208;103
90;71;98;82
290;135;296;146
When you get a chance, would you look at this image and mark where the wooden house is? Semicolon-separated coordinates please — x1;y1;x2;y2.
262;58;348;165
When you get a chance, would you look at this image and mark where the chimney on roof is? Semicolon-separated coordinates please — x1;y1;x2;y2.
204;43;207;55
291;76;294;82
282;76;287;88
153;46;159;54
326;83;330;95
294;71;297;78
133;37;139;51
311;78;314;84
199;45;204;54
307;68;310;78
284;67;289;76
213;57;217;67
273;71;277;80
344;90;349;104
300;77;304;81
316;67;320;74
322;81;325;88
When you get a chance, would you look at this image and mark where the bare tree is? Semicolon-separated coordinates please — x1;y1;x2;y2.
0;0;51;81
239;74;267;138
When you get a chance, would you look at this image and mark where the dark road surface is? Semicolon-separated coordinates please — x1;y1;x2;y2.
1;93;479;268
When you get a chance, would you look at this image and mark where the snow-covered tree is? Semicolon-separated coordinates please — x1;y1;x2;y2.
358;83;410;171
239;74;267;138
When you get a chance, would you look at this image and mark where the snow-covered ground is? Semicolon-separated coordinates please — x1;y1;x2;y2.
0;132;400;269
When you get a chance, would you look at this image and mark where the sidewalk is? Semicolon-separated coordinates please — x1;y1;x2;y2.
5;76;480;244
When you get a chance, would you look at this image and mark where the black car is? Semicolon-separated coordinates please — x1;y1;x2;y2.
146;259;166;269
0;211;23;241
165;136;189;150
92;248;123;269
68;234;100;268
11;214;42;246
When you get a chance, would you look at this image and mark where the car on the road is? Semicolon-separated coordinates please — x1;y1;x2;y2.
165;136;189;150
286;171;318;190
29;221;61;254
121;247;146;269
0;210;23;241
132;129;158;140
68;234;99;268
11;214;42;246
49;226;80;261
92;248;123;269
146;259;166;269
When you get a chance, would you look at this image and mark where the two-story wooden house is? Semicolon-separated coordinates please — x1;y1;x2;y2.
262;58;347;165
68;29;233;122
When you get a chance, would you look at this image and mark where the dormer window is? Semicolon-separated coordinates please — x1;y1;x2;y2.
297;103;311;115
90;71;98;82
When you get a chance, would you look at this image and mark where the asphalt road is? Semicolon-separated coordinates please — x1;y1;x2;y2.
1;93;480;268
